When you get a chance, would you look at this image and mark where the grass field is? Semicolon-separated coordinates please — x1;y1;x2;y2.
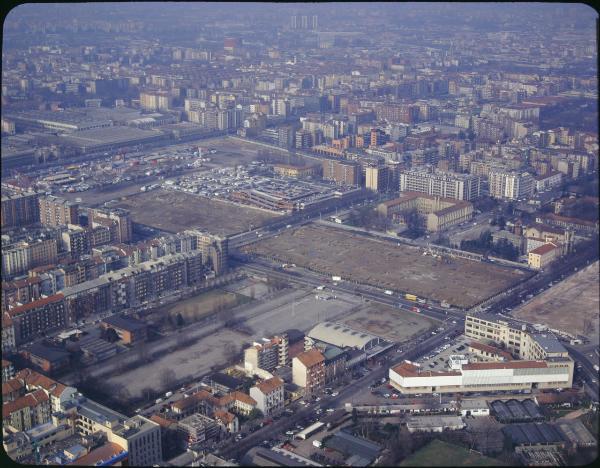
401;439;506;467
244;223;530;308
164;289;252;323
115;189;279;235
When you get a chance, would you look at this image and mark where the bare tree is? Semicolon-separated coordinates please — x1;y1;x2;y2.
160;368;177;390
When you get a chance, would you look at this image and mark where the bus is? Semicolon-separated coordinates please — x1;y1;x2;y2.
295;422;325;440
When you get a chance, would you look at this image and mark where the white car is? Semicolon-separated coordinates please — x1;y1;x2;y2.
331;392;339;397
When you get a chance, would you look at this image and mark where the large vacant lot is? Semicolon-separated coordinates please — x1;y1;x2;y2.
341;303;438;342
243;224;530;308
513;261;599;342
115;189;279;234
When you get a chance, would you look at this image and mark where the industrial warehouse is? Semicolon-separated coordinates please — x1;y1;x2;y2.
389;314;574;394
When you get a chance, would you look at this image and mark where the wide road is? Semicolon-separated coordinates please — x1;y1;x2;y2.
565;344;600;402
235;258;463;324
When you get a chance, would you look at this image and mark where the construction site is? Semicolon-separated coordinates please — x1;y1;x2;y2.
242;223;530;309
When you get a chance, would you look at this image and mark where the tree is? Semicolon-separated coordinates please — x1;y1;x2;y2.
160;368;177;390
142;387;156;402
176;313;185;327
352;407;358;424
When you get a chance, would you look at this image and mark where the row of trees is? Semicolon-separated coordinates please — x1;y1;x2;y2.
460;230;520;261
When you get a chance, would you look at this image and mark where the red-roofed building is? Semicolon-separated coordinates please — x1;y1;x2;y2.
2;388;51;431
70;442;127;466
528;242;559;270
7;294;71;345
389;357;572;394
249;376;285;416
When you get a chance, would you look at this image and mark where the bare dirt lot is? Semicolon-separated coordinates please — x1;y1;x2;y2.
243;223;530;308
115;189;279;234
158;289;251;326
513;261;599;342
340;303;438;342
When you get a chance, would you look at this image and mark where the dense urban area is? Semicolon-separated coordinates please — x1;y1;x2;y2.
1;2;599;467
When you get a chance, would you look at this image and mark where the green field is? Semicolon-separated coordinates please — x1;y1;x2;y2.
401;439;506;467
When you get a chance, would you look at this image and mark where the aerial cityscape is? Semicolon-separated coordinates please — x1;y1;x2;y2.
1;2;599;466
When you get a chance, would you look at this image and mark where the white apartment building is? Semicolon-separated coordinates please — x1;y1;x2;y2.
399;168;481;201
249;376;285;416
488;170;535;200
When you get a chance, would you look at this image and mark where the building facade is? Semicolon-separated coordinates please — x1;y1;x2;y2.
399;168;481;201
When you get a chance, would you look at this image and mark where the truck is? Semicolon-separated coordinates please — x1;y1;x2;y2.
332;276;342;282
384;290;393;296
440;300;450;309
594;365;599;372
405;294;417;301
165;391;173;398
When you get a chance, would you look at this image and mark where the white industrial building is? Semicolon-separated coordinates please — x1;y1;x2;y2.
305;322;392;357
389;359;573;394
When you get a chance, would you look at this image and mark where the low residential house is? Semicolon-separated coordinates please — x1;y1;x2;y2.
170;390;217;420
217;391;257;417
213;409;239;434
249;376;285;417
209;372;244;394
13;369;78;412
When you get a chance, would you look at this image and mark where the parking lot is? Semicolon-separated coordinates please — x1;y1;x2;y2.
414;333;471;371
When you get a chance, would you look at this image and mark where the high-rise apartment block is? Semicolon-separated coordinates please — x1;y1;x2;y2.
365;165;390;192
6;294;70;346
244;335;290;375
488;170;535;200
399;168;481;201
1;192;40;228
322;159;360;186
140;91;172;111
89;208;133;244
39;195;79;227
2;239;58;278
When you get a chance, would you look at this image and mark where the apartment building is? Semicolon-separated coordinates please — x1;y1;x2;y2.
292;348;325;397
249;376;285;416
89;208;132;244
2;239;58;278
244;334;290;375
1;191;40;229
7;294;71;346
2;388;51;432
378;192;474;232
322;159;360;186
399;168;481;201
2;360;15;383
77;400;162;467
39;195;79;227
140;90;172;111
2;313;16;353
273;164;320;178
186;230;228;275
488;170;535;200
364;165;390;192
